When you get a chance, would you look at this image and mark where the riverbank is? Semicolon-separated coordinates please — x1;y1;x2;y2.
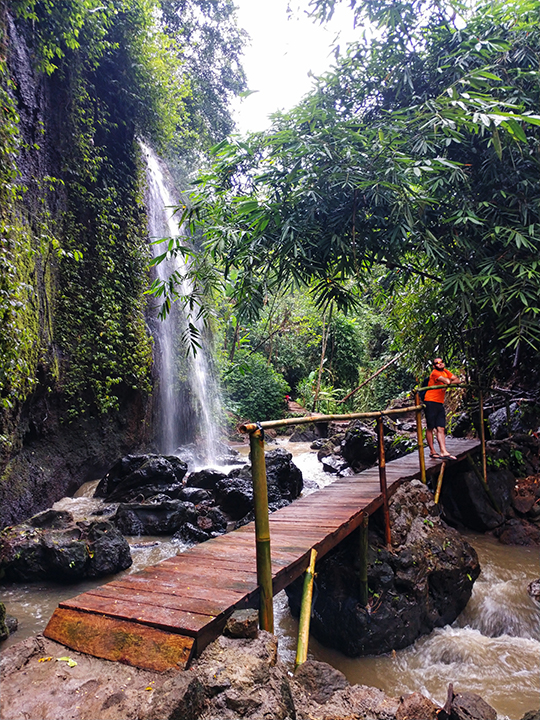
0;626;515;720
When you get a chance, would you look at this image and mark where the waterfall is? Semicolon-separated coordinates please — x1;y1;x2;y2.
141;142;221;464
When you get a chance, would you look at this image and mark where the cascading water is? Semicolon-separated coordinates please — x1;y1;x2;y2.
141;142;221;464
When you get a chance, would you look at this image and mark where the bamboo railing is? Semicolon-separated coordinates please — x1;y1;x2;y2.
239;381;499;646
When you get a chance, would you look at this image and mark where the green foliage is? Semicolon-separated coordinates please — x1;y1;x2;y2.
160;0;248;152
158;0;539;386
11;0;114;75
296;372;342;414
57;158;153;416
222;351;290;422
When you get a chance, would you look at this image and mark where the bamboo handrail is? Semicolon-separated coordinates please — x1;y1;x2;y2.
241;380;497;632
239;404;423;434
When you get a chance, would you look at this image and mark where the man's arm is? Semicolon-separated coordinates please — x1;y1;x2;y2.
435;372;460;385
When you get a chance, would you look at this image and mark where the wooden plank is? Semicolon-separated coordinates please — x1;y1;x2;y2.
88;584;231;618
59;592;222;634
44;608;195;671
110;574;250;606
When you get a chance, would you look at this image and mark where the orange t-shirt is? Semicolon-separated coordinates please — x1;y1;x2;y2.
424;368;453;404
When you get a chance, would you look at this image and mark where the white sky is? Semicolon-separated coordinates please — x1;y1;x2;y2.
231;1;358;134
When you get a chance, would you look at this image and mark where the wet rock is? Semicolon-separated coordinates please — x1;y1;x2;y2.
0;514;131;582
215;475;254;520
186;468;227;492
491;518;540;546
113;500;197;535
341;422;379;470
439;467;513;531
320;454;350;475
290;428;318;442
265;448;303;502
451;412;473;438
528;578;540;602
520;709;540;720
176;486;212;504
488;403;529;440
83;521;133;577
224;609;259;639
0;602;12;641
449;691;497;720
216;449;303;520
94;454;188;503
173;506;228;543
286;480;480;657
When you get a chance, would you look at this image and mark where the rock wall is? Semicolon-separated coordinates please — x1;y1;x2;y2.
0;9;155;528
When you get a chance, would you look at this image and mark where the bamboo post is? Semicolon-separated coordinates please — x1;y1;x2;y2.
415;391;426;484
249;427;274;633
376;415;392;547
434;462;446;504
295;548;317;671
478;390;489;494
358;515;369;607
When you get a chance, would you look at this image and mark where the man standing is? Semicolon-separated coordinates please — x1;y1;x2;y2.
424;357;460;460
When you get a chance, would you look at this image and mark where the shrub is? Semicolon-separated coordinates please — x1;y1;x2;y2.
223;352;290;422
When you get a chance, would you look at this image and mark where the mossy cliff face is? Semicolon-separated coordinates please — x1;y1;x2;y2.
0;6;157;527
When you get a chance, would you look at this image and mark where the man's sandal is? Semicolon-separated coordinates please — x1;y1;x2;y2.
429;453;441;459
440;454;457;460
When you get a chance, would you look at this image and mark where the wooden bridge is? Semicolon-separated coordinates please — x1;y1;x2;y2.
44;437;480;672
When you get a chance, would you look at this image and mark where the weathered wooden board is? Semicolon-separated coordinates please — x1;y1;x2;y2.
44;608;195;671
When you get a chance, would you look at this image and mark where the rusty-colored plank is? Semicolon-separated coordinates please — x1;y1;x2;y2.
44;608;195;671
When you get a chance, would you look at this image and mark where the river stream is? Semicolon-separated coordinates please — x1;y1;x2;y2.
1;441;538;719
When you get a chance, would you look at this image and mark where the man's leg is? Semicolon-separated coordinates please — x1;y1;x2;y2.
426;427;436;455
435;426;449;455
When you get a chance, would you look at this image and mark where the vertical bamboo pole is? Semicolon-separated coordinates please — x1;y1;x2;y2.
376;415;392;548
249;428;274;633
478;390;488;492
295;548;317;671
358;514;369;607
434;462;446;504
415;392;426;484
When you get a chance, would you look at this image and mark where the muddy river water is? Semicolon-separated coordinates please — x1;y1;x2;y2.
1;442;539;719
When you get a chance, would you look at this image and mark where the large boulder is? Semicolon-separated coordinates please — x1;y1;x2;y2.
340;421;415;472
439;467;514;531
0;601;18;641
488;403;530;440
286;480;480;656
186;469;228;492
94;454;188;502
215;449;303;520
113;499;197;535
0;510;131;582
340;422;379;470
265;448;303;502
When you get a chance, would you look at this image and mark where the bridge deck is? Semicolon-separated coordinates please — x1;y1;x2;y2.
44;438;480;671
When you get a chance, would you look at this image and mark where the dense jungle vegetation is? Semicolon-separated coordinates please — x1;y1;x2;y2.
150;0;540;423
0;0;246;446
